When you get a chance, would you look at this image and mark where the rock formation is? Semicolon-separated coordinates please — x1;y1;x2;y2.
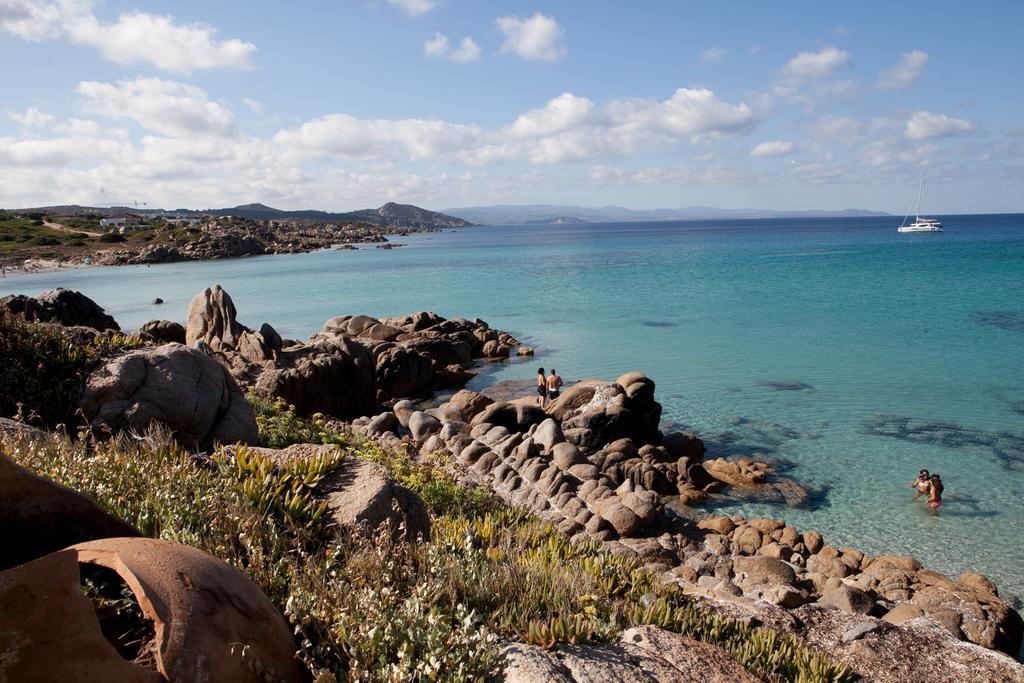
182;286;525;415
501;625;759;682
0;453;141;570
345;371;1024;663
79;343;260;450
0;287;119;331
139;319;186;344
0;538;303;682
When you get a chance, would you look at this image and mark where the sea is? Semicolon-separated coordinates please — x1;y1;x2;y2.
4;214;1023;603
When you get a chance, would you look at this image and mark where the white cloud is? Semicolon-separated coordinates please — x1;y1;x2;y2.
751;140;795;157
242;97;264;114
0;1;255;73
780;46;851;81
449;36;480;63
0;0;82;40
273;113;484;161
876;50;928;90
424;32;479;62
8;106;54;127
496;12;565;61
905;111;977;140
386;0;438;16
508;93;594;138
0;82;762;208
423;31;448;57
76;77;237;138
588;164;757;186
701;46;726;64
642;87;756;138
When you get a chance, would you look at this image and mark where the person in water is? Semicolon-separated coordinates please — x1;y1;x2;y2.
910;469;931;499
546;369;564;405
536;367;547;409
928;473;944;510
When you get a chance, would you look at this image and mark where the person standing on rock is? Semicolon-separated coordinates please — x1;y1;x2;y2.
546;369;563;406
536;367;548;409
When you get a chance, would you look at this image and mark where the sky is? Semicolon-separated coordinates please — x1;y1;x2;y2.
1;1;1022;213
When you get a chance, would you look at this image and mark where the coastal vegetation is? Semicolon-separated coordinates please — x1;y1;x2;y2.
1;404;853;682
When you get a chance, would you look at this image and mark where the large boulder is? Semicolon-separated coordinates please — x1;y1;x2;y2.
374;343;435;400
559;373;662;449
446;389;493;420
0;288;119;331
139;319;186;344
0;538;303;682
185;284;244;350
255;333;377;418
322;314;403;342
545;380;604;422
470;400;546;432
910;581;1024;656
80;343;259;450
733;555;797;586
0;454;141;570
819;585;875;615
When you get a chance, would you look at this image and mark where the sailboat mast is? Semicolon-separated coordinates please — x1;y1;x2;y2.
915;174;924;221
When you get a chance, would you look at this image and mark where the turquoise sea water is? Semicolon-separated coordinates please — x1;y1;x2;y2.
4;215;1023;602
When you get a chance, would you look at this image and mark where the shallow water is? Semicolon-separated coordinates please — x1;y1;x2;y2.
4;215;1024;600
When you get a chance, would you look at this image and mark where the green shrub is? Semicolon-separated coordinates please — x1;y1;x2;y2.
29;236;60;246
98;233;125;243
248;391;348;448
0;314;91;425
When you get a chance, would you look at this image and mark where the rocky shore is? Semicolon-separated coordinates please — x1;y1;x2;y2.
1;285;1022;681
92;219;439;266
0;216;444;270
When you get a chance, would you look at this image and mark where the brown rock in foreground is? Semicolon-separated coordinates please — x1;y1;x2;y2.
0;453;141;570
0;548;161;682
0;538;303;683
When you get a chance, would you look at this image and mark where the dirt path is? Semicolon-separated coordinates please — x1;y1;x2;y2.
44;220;102;237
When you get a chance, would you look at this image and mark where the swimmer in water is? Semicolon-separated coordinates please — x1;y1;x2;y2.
910;469;930;499
928;473;944;511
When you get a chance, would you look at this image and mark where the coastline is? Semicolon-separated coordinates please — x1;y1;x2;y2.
2;283;1021;676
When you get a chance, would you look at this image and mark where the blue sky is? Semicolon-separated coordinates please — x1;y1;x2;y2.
1;1;1022;213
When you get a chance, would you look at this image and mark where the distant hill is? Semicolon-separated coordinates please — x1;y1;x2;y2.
13;202;473;229
192;202;473;228
443;204;890;225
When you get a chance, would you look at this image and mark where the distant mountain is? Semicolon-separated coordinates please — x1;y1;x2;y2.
14;202;473;229
198;202;473;228
443;204;889;225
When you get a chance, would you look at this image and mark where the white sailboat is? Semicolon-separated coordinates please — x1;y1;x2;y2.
898;175;943;233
